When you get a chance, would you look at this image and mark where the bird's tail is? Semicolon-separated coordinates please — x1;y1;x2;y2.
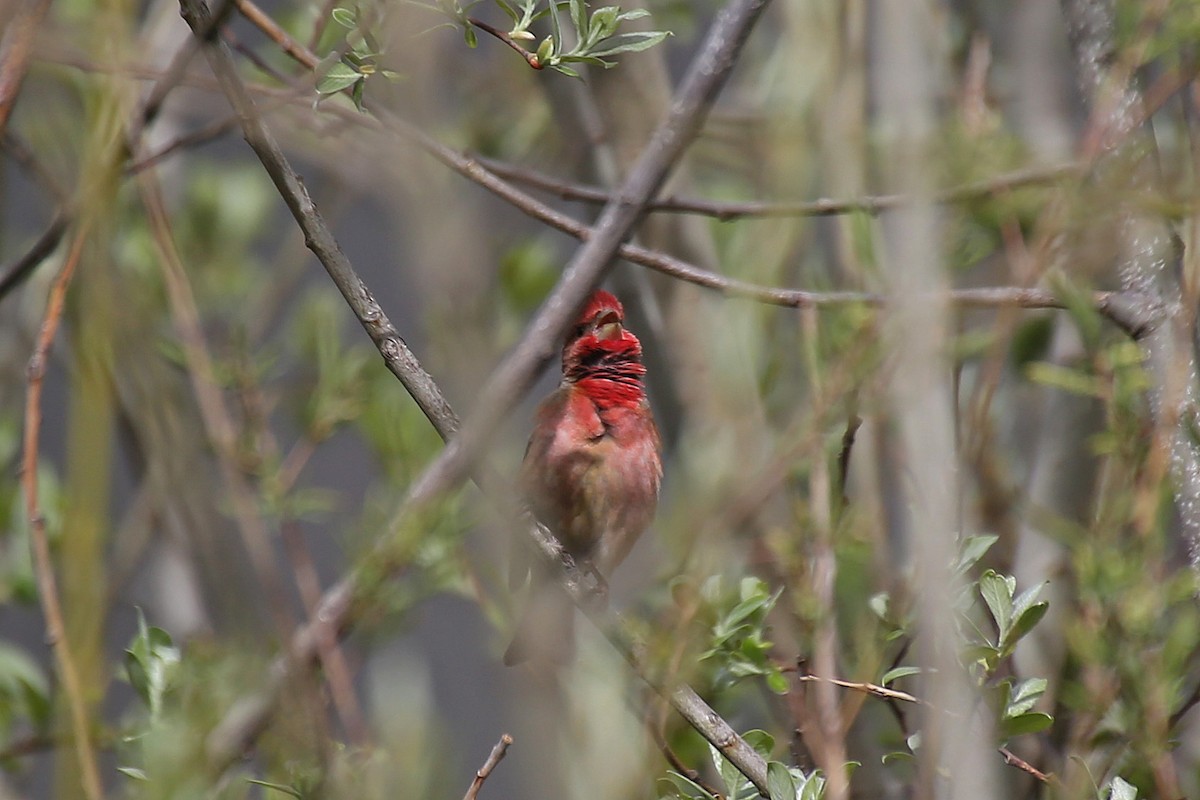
503;580;575;666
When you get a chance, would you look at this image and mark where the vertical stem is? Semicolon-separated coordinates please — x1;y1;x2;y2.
22;226;106;800
871;0;996;798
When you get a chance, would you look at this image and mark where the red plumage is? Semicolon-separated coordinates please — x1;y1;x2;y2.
503;290;662;666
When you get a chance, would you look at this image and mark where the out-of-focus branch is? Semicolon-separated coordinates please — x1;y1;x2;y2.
0;211;67;301
180;0;775;792
135;169;296;634
21;226;106;800
476;156;1083;219
461;734;513;800
0;0;53;133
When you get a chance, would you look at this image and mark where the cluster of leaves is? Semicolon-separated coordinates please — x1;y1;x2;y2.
315;6;402;110
694;575;788;694
423;0;671;76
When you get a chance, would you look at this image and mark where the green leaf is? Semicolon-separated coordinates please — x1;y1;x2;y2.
1026;362;1102;398
316;62;362;95
123;609;180;719
979;569;1015;644
1001;711;1053;738
331;7;356;27
742;729;775;757
117;767;149;781
493;0;519;23
765;669;789;695
796;770;826;800
569;0;587;35
587;29;671;57
1005;602;1049;652
247;779;305;798
767;761;797;800
1005;677;1048;716
589;6;621;42
658;772;718;800
536;35;555;65
954;534;998;574
881;665;921;685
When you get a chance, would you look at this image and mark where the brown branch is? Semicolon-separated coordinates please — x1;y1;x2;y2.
0;211;67;302
462;734;514;800
798;672;1054;785
234;0;319;70
22;225;106;800
476;156;1084;220
0;0;53;133
467;17;543;70
647;709;726;799
999;746;1052;784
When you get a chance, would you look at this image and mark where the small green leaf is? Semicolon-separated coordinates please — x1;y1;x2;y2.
464;26;478;47
247;779;305;798
536;35;555;65
1005;602;1049;651
954;534;998;573
979;570;1015;643
316;62;362;95
1005;677;1048;717
1001;711;1053;738
1026;362;1102;398
767;761;796;800
331;7;356;27
881;665;921;685
586;30;672;57
117;767;148;781
765;669;789;695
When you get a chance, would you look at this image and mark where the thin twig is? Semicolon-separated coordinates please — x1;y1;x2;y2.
234;0;319;70
0;211;68;302
476;156;1083;220
0;0;54;133
795;674;924;706
999;746;1052;784
647;710;725;799
467;17;543;69
22;225;106;800
462;734;514;800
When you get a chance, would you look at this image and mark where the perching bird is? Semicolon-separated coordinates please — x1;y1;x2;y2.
504;289;662;666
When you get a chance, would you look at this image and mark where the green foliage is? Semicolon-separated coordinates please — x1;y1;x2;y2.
124;609;181;722
0;643;50;758
414;0;672;76
696;576;788;694
316;6;403;110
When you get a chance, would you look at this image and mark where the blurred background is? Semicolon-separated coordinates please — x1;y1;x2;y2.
2;0;1200;798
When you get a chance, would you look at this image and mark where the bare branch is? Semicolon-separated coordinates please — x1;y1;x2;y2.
22;225;106;800
0;0;53;133
476;156;1083;220
462;734;514;800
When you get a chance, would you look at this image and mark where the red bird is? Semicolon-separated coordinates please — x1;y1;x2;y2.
504;290;662;666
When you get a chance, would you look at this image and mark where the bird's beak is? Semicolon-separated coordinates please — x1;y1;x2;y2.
594;310;623;340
